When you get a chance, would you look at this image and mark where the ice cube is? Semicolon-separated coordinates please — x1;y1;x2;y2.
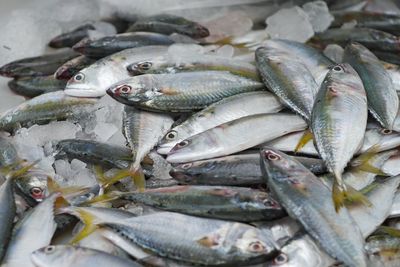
266;6;314;43
93;122;118;142
341;20;357;29
302;1;333;33
323;44;344;63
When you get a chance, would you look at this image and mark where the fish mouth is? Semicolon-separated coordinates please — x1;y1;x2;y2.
157;144;174;155
106;88;133;105
64;88;105;98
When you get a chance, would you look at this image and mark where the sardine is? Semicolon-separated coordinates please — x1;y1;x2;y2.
311;63;368;210
107;71;265;112
167;113;307;163
8;75;66;98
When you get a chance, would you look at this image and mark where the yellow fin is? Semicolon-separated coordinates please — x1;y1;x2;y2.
359;182;379;195
82;191;122;205
69;208;98;244
351;145;388;176
131;168;146;192
294;129;313;153
197;236;218;248
6;159;39;179
47;176;90;197
376;226;400;238
333;181;372;212
93;165;107;185
213;36;247;49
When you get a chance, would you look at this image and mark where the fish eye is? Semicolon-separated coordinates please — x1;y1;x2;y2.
74;73;85;82
177;140;190;148
165;131;177;140
263;198;278;207
248;241;266;253
180;163;192;169
381;128;392;135
274;253;288;264
30;187;43;199
44;246;56;254
332;66;343;72
138;61;153;71
264;151;281;161
117;85;132;94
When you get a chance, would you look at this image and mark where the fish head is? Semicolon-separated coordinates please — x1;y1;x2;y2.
64;63;119;97
31;245;75;266
15;172;48;204
180;22;210;38
231;226;278;260
260;147;309;185
127;60;156;75
106;76;156;105
158;129;183;153
167;133;215;163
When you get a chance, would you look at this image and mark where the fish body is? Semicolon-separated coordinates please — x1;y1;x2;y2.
8;75;66;98
54;55;96;80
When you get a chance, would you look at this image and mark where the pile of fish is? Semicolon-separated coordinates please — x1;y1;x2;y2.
2;1;400;266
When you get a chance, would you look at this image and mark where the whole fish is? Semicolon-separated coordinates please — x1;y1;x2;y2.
102;212;278;265
0;49;79;78
31;245;142;267
48;21;117;48
167;113;307;163
122;185;285;222
332;11;400;35
54;139;133;169
260;148;367;267
54;55;96;80
311;28;400;52
73;32;175;58
255;46;318;122
343;42;399;129
157;91;283;154
126;14;209;38
8;75;66;98
170;153;326;186
1;193;59;267
122;106;174;187
64;45;169;97
0;178;16;262
107;71;265;112
0;91;98;133
311;63;368;210
126;53;260;80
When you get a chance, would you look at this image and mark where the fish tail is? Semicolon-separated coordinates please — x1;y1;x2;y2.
332;178;346;212
5;159;39;179
351;144;388;176
130;166;146;193
294;129;313;153
68;208;98;244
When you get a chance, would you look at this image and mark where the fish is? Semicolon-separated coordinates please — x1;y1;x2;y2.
311;63;368;210
167;113;307;163
0;49;79;78
122;106;174;189
343;42;399;129
121;185;285;221
54;139;134;169
126;14;209;38
0;178;16;262
157;91;283;154
54;55;96;80
332;11;400;35
72;32;175;59
311;28;400;52
101;211;279;265
107;71;265;112
1;193;59;267
260;148;367;267
31;245;142;267
48;21;117;48
170;153;326;186
257;39;333;86
255;45;318;122
64;45;169;97
8;75;67;98
126;51;260;80
0;91;98;133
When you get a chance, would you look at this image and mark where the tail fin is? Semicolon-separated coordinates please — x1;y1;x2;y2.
350;145;388;176
332;179;372;212
294;129;313;153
